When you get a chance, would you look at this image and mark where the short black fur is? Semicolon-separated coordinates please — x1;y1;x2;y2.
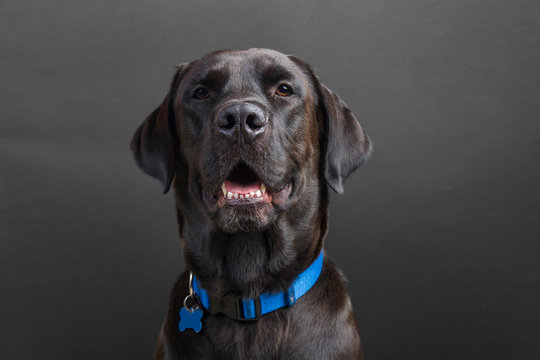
131;48;371;359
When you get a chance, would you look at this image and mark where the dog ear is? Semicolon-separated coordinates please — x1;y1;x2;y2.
130;63;190;193
317;82;372;194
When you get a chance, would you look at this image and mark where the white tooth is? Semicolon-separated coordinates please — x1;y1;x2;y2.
221;182;227;196
250;191;255;197
240;194;244;198
260;183;266;193
245;194;250;198
233;193;238;199
255;190;261;197
227;192;233;199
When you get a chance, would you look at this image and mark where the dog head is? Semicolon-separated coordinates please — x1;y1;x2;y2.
132;48;370;232
131;49;370;293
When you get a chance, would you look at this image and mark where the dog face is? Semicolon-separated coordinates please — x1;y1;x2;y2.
131;48;371;235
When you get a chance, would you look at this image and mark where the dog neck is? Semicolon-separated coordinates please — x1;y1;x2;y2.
177;197;328;299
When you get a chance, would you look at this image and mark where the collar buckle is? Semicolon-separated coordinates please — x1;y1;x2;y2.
208;294;261;321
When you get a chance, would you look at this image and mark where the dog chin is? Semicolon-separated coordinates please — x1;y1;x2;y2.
215;201;277;233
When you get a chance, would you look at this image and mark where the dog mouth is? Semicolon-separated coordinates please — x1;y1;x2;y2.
203;162;293;210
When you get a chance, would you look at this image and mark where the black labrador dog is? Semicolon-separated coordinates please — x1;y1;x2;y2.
131;48;371;359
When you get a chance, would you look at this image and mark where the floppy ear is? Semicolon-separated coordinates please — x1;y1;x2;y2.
130;63;190;193
317;82;372;194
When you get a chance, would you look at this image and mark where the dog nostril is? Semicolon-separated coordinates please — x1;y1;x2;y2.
246;114;264;130
222;115;235;130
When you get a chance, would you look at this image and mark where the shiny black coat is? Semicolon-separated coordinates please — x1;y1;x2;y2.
131;48;371;359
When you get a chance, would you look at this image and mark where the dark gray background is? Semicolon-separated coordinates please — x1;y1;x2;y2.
2;0;539;359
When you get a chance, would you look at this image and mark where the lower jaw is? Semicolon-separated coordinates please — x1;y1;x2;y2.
200;181;295;233
216;200;275;233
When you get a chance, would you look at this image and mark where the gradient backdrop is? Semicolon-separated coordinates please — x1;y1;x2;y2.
2;0;539;359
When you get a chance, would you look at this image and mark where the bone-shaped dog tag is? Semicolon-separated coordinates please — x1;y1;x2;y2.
178;306;203;333
179;273;203;333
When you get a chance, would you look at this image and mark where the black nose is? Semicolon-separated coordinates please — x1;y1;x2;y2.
216;103;268;143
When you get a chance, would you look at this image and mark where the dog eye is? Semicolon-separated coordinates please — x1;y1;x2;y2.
275;84;293;97
193;87;210;99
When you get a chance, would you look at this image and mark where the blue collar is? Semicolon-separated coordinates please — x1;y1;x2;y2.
192;250;324;321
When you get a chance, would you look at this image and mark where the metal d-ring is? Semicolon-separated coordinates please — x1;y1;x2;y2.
183;294;200;310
